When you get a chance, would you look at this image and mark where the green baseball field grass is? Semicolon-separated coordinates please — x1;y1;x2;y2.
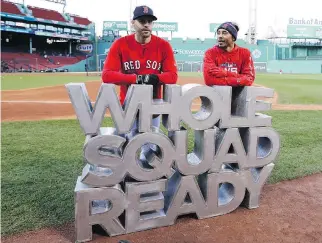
1;72;322;236
2;111;322;235
1;73;95;90
181;72;322;104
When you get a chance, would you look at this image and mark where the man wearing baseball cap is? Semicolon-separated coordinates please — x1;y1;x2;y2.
203;22;255;86
102;5;177;161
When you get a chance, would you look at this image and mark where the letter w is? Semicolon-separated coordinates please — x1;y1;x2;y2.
66;83;148;135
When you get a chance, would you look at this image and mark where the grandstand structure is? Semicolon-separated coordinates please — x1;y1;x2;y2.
1;0;95;72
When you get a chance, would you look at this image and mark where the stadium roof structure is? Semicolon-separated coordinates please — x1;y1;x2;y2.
1;0;92;27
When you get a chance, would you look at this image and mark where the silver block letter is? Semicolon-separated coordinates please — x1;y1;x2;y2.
124;129;176;181
75;177;126;242
198;170;245;219
82;128;127;187
180;84;223;130
242;163;275;208
244;127;280;168
214;86;274;128
125;179;167;233
170;128;217;175
163;172;207;224
210;128;247;172
66;83;149;135
127;84;182;133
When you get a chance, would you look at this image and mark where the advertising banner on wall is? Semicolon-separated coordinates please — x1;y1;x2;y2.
103;21;128;31
254;62;267;73
76;44;93;54
153;22;178;32
287;25;322;39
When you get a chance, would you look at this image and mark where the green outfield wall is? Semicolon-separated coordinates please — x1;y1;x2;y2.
88;38;322;74
267;60;322;74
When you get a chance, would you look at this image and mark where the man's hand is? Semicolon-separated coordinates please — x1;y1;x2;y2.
208;67;228;77
136;74;160;98
136;74;159;86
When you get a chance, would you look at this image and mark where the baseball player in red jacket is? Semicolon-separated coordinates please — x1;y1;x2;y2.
203;22;255;86
102;5;177;104
102;5;178;161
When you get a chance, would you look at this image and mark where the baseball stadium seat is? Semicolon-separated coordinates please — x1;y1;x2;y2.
1;52;71;71
48;56;84;65
27;5;67;22
69;14;92;26
1;0;25;16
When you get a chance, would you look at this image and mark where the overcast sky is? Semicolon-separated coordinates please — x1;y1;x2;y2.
17;0;322;39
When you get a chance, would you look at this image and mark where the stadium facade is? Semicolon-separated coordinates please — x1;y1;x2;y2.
1;0;322;74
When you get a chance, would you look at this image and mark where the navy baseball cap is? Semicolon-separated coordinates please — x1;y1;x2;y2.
133;5;157;21
217;22;239;41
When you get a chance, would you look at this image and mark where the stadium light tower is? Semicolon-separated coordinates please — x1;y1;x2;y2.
128;0;138;33
246;0;257;44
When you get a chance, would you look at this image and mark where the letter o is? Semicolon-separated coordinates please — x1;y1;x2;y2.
180;84;223;130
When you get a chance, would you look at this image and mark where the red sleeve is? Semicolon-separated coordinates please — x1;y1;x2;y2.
156;41;178;84
101;40;137;85
203;49;231;86
225;49;255;86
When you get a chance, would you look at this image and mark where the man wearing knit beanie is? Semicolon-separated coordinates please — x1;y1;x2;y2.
203;21;255;86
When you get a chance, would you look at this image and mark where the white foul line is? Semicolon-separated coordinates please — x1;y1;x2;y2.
1;100;74;104
1;100;202;105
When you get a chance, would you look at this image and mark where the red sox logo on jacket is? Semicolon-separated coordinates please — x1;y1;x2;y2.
123;60;162;73
220;62;238;74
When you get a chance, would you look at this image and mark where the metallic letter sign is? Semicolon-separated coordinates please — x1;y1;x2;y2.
66;83;280;242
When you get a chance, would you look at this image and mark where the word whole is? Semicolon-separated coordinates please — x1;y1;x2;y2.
66;83;280;242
